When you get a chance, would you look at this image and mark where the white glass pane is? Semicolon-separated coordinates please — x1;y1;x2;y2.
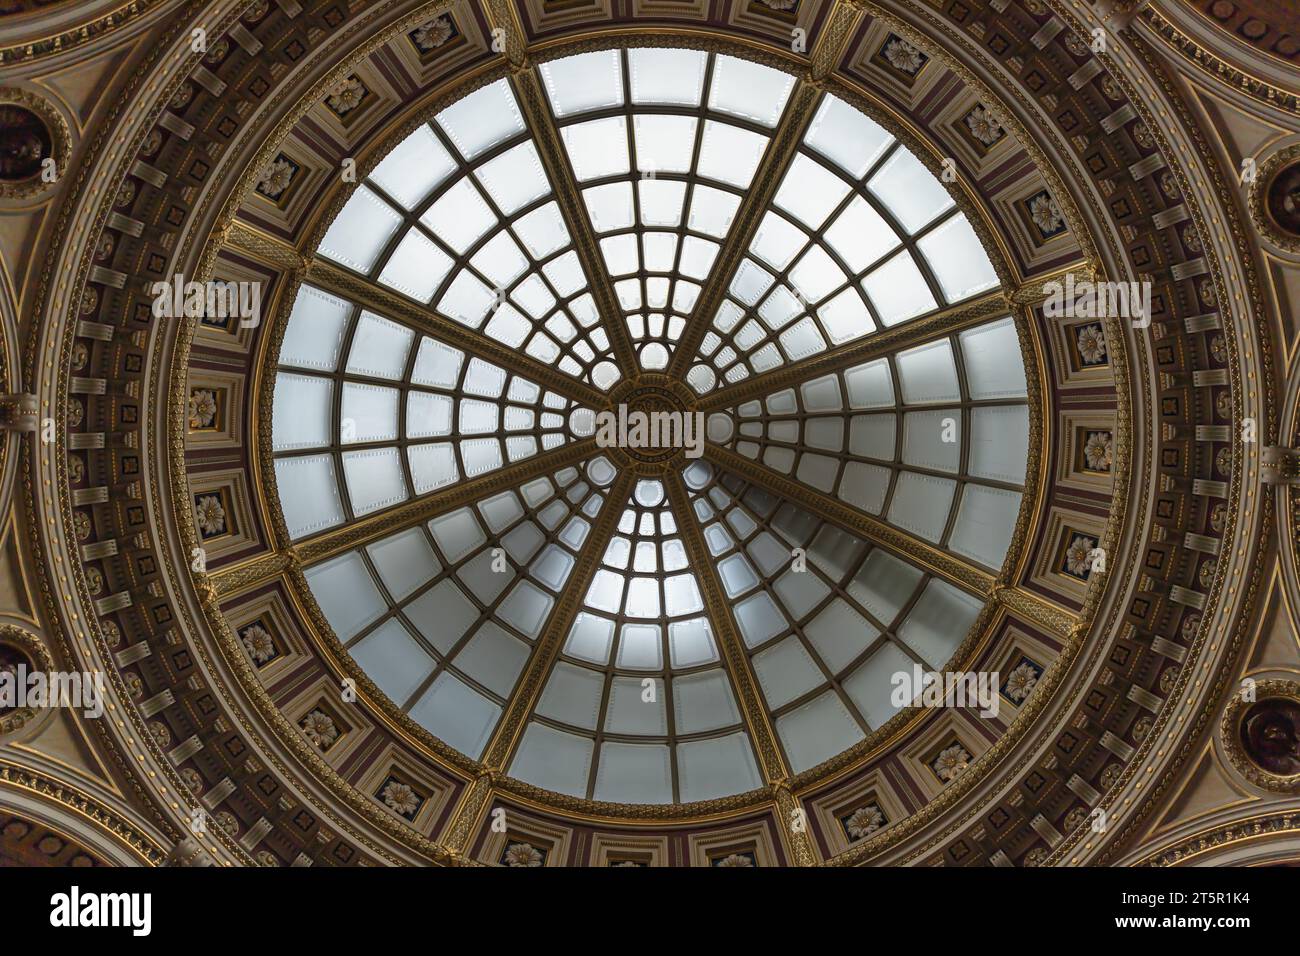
698;122;766;187
319;186;401;273
886;471;955;542
677;733;762;801
304;552;384;640
949;485;1021;569
605;676;668;738
708;54;794;127
753;637;824;709
273;374;332;451
409;673;500;759
752;212;807;271
844;641;913;729
824;197;899;273
959;318;1027;399
420;177;496;254
475;141;549;215
775;154;850;229
688;185;741;238
583;182;635;232
789;245;846;304
777;692;865;773
346;311;414;379
617;623;662;669
542;252;586;296
411;338;463;389
351;619;434;705
369;125;456;209
561;116;629;181
341;382;399;443
275;454;344;539
541;50;624;117
918;214;999;302
901;408;961;473
628;47;707;105
868;147;955;233
378;228;453;303
366;527;439;600
408;442;458;494
896;339;960;404
600;234;638;275
844;358;894;408
566;612;615;664
594;742;673;804
805;94;893;179
281;285;350;371
435;79;525;160
514;202;569;258
638;178;686;226
846;550;923;624
673;670;741;734
470;231;529;289
897;579;981;669
633;114;697;174
343;447;408;516
862;251;937;326
804;599;878;674
968;405;1029;484
509;722;594;797
818;287;875;345
438;272;496;328
679;237;718;280
456;623;529;697
497;580;554;638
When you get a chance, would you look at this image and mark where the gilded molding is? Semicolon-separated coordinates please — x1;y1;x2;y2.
481;471;636;770
304;258;605;409
1218;679;1300;794
0;0;167;65
1247;144;1300;254
1137;812;1300;867
0;761;166;866
508;67;640;376
703;443;998;596
289;439;598;566
0;85;72;202
666;472;790;783
1140;5;1300;115
666;82;821;378
698;290;1010;412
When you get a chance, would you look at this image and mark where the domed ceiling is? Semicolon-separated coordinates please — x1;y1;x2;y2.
18;0;1280;869
271;50;1029;803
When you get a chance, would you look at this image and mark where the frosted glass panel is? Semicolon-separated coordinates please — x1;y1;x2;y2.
541;50;624;116
319;186;401;273
868;147;955;233
435;79;524;160
918;214;999;302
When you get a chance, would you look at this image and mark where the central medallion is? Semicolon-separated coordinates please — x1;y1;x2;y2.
597;380;702;474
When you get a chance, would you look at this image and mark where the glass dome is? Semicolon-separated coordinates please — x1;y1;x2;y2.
270;46;1028;804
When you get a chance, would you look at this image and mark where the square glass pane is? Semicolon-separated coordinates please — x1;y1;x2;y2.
561;117;630;181
541;50;624;116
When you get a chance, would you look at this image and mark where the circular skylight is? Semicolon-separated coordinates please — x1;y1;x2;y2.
270;45;1029;804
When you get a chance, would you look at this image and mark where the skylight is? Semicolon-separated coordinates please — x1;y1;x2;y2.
273;45;1023;806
